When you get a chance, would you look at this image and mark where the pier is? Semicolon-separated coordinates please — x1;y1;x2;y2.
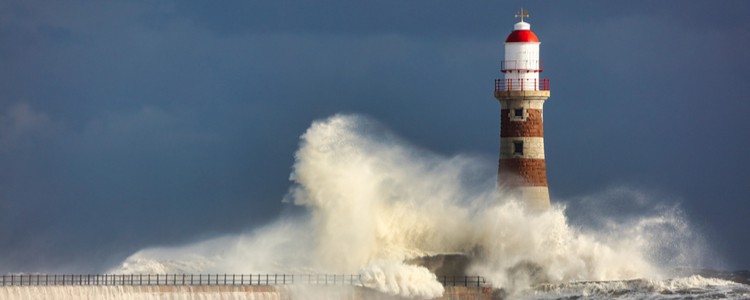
1;274;488;287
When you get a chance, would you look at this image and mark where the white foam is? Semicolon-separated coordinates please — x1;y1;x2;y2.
526;275;750;299
106;114;704;298
359;260;444;299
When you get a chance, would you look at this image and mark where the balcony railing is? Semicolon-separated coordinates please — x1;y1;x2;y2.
0;274;489;287
501;60;543;73
495;78;550;92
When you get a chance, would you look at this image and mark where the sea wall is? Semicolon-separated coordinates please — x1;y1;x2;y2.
0;285;499;300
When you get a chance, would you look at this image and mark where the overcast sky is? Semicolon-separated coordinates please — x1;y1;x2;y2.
1;0;749;273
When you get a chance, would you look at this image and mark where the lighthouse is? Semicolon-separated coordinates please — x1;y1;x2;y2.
494;9;551;210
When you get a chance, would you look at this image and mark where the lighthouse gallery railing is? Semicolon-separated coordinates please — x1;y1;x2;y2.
494;78;550;92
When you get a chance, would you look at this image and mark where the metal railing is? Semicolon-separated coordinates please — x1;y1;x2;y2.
0;274;488;287
501;60;543;73
0;274;293;286
494;78;550;92
439;275;487;287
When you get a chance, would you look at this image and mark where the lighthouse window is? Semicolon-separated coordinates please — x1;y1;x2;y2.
514;108;524;118
513;141;524;155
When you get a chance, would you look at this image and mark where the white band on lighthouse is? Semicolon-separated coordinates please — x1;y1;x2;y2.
500;99;545;110
499;137;545;159
516;187;550;210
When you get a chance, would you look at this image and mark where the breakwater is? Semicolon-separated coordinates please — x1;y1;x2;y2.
0;274;486;287
0;285;496;300
0;274;497;300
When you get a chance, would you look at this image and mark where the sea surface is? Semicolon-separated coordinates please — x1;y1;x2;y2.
520;271;750;300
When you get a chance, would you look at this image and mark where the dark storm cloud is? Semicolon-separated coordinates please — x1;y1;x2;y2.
0;0;749;272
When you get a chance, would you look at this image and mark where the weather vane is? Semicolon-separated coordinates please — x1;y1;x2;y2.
514;8;529;22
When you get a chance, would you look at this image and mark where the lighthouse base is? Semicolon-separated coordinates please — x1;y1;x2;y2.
511;186;550;210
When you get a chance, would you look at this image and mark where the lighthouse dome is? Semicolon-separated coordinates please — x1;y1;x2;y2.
505;22;539;43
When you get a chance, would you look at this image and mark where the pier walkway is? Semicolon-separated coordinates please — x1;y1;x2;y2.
0;274;487;288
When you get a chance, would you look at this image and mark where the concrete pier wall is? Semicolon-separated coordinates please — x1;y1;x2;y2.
0;285;499;300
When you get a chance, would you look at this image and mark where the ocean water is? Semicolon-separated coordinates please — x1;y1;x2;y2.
524;274;750;299
4;114;747;300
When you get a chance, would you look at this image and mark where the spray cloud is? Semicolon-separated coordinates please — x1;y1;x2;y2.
111;114;700;298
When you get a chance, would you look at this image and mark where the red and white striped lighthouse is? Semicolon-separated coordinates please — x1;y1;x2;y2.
494;9;551;210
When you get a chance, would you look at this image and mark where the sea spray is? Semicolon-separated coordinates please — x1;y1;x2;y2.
467;200;659;293
359;260;444;299
110;114;704;297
